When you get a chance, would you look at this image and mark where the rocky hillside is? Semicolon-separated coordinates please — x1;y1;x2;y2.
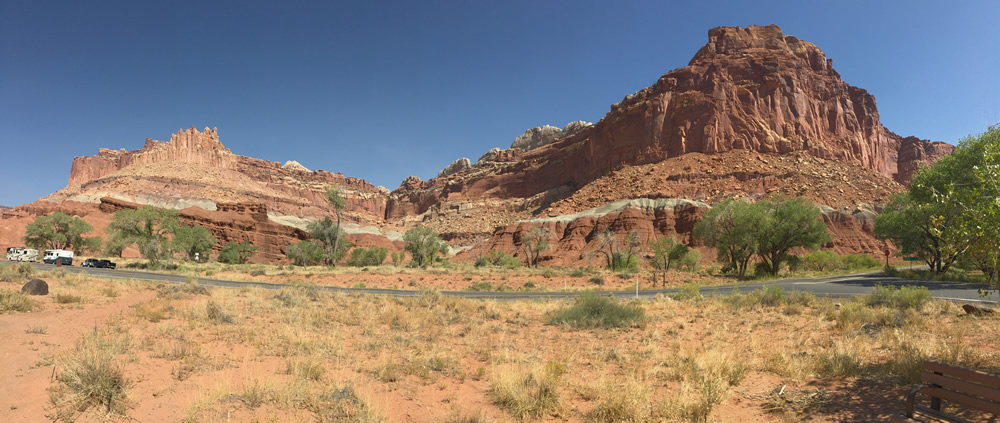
2;25;955;265
51;126;388;226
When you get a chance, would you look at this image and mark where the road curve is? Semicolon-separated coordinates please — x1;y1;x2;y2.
13;261;998;304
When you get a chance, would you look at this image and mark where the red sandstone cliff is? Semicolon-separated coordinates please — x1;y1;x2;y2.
387;25;952;219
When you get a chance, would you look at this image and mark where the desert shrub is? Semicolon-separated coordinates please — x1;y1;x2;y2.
753;261;773;277
842;253;880;270
679;249;702;271
476;251;522;269
0;289;35;313
217;242;257;264
589;275;605;286
802;250;839;271
156;283;210;299
542;269;555;279
54;293;84;304
286;240;324;266
0;262;36;282
757;285;786;307
205;300;233;324
346;247;388;267
490;365;563;420
864;284;930;310
569;268;590;277
49;325;132;420
672;283;702;301
549;294;645;329
466;281;494;292
249;269;266;276
787;290;816;307
588;380;650;423
309;385;382;423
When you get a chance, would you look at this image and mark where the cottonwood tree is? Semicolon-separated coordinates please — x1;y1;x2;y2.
404;226;447;267
754;197;831;275
217;242;257;264
105;206;180;264
286;240;324;266
307;217;350;265
693;199;763;277
22;212;102;254
172;224;216;262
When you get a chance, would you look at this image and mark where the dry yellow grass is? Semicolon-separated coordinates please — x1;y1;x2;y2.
18;275;1000;422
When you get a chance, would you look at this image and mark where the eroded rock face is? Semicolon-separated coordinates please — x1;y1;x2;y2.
509;121;593;151
437;158;472;178
55;127;388;225
389;25;950;219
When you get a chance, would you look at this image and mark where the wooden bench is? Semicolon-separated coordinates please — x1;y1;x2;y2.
891;360;1000;422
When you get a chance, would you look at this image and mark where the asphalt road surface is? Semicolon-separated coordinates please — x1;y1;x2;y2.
12;261;998;304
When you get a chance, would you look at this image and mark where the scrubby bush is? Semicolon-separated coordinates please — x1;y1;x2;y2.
286;240;324;266
475;251;522;269
0;289;35;313
842;253;880;270
549;294;645;329
802;250;839;271
346;247;388;267
589;275;605;286
864;284;930;309
672;283;703;301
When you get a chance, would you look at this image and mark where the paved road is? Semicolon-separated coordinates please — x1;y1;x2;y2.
12;261;998;304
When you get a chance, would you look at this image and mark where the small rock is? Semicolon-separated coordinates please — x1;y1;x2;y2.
21;279;49;296
962;304;995;315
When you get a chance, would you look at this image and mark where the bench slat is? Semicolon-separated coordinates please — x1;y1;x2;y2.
914;405;975;423
919;387;1000;415
923;372;1000;402
923;361;1000;388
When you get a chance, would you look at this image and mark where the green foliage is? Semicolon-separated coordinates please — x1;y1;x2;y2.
863;284;931;310
390;251;404;267
875;126;1000;287
404;226;447;267
695;197;830;277
610;251;639;272
307;217;350;265
466;281;494;292
595;230;641;272
802;250;839;271
346;247;388;267
671;283;703;301
785;254;803;272
754;197;832;275
217;242;258;264
518;227;550;267
693;199;766;277
22;211;101;253
286;240;324;266
841;253;880;270
548;294;645;329
476;251;522;268
679;248;701;271
589;275;605;285
171;225;216;261
105;206;180;264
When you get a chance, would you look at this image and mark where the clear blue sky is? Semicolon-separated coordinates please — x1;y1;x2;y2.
2;0;998;207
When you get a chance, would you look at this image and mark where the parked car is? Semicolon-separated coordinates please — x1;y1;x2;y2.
81;258;117;269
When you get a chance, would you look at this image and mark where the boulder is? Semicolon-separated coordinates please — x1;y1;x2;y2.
21;279;49;295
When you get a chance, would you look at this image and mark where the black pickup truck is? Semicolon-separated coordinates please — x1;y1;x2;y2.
81;258;117;269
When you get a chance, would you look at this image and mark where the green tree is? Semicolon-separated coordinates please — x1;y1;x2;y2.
648;236;677;285
22;212;102;254
518;227;550;268
693;199;765;277
307;216;351;265
754;197;832;275
286;240;324;266
874;193;963;273
217;242;257;264
105;206;180;264
404;226;447;267
594;230;641;272
172;225;216;261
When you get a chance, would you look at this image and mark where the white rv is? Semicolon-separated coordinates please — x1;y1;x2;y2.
43;249;74;265
6;247;39;262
